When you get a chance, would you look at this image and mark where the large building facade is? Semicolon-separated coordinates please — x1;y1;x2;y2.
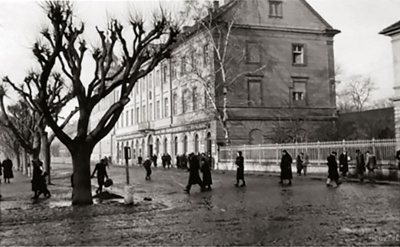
90;0;340;165
380;21;400;147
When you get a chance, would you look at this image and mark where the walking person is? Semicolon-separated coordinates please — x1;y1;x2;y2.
2;157;14;183
138;155;143;166
326;151;341;187
339;150;350;178
279;150;293;185
356;149;366;182
296;152;303;176
235;151;246;187
366;151;377;183
201;154;212;190
151;154;158;168
31;160;51;199
91;158;109;194
166;153;172;169
302;152;309;176
184;153;205;194
143;156;152;180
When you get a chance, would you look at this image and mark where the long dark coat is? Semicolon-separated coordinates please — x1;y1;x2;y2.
327;154;339;180
31;165;46;192
188;155;202;185
2;159;13;179
280;153;293;180
356;153;365;174
0;162;2;176
235;156;244;180
339;153;349;173
92;162;108;186
201;158;212;186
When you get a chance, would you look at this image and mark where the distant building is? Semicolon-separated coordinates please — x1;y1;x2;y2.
380;21;400;147
90;0;340;164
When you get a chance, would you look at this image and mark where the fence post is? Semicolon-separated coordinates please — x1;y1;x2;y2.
342;139;346;152
276;143;279;164
372;138;376;154
317;141;321;165
259;143;262;165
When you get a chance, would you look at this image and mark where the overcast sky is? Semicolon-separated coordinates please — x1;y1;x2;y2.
0;0;399;106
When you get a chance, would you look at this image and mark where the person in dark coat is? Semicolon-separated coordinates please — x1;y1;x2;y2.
279;150;293;185
143;157;152;180
296;153;303;176
339;151;350;177
326;151;341;187
180;154;188;170
356;149;365;182
366;151;377;183
235;151;246;187
184;153;205;194
151;154;158;168
138;156;143;166
91;158;109;194
162;153;167;168
166;153;172;169
201;154;212;190
31;160;50;199
2;157;14;183
396;150;400;170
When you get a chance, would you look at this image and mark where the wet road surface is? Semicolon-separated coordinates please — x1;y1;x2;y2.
1;164;399;246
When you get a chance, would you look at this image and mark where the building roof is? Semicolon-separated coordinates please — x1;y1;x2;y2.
380;20;400;36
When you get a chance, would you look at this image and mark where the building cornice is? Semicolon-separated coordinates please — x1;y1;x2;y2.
233;24;340;37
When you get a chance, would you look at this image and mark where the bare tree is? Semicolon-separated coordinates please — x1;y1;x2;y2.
4;2;179;205
337;75;376;112
179;0;265;145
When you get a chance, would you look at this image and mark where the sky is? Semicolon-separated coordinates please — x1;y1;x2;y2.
0;0;399;110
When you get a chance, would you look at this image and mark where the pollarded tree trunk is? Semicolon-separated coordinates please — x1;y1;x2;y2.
71;144;93;205
41;132;52;184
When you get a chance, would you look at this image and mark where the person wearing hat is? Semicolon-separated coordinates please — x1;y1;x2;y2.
91;158;109;194
326;151;341;187
235;151;246;187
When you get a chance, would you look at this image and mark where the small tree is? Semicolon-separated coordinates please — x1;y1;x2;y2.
13;2;180;205
337;74;376;112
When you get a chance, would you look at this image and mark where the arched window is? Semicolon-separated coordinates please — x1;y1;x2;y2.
183;135;188;154
164;138;168;154
173;93;178;116
174;136;178;156
194;134;199;153
250;129;263;144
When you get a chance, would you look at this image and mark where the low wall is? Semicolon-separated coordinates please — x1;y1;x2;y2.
216;161;400;182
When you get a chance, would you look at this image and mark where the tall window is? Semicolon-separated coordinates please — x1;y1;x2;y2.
246;42;260;63
163;65;168;83
156;69;160;86
203;44;209;65
136;107;140;123
164;97;169;117
143;105;146;121
292;44;305;65
156;100;160;119
205;90;211;109
173;93;178;115
126;110;129;127
183;135;188;154
131;109;134;125
171;61;177;79
292;81;306;106
248;79;262;107
193;87;198;111
149;72;153;89
269;1;283;18
182;90;189;113
149;103;153;121
174;136;178;156
181;56;186;76
136;80;139;95
194;134;199;153
121;111;124;127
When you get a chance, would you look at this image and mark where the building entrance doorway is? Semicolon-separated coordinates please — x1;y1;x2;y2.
148;135;153;158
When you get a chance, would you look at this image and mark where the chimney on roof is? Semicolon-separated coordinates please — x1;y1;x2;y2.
213;1;220;11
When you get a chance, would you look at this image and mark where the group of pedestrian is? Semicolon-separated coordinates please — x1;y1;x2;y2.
295;152;310;176
183;153;214;193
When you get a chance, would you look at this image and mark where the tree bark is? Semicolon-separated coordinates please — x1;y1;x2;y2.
71;144;93;205
42;133;52;184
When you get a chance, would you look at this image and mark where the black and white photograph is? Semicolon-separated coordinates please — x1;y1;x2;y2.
0;0;399;245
